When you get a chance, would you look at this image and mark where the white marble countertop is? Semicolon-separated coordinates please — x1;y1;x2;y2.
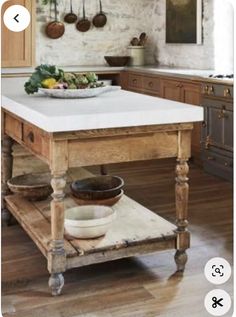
2;77;203;133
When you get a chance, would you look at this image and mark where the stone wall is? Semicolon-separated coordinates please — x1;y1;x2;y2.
36;0;156;66
36;0;233;70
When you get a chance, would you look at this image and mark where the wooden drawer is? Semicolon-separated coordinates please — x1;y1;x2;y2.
143;76;160;94
4;113;22;141
128;74;142;90
23;123;50;159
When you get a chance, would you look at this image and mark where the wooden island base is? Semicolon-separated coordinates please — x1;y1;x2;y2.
2;110;192;295
5;167;179;292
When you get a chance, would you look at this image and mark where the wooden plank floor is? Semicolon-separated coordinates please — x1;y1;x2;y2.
2;152;233;317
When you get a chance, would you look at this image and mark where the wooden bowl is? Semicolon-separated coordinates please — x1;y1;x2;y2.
7;173;52;201
73;189;123;206
71;176;124;200
104;56;130;67
65;205;116;239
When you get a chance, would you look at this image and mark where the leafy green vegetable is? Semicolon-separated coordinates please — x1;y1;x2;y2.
86;72;98;83
24;64;64;94
24;66;103;94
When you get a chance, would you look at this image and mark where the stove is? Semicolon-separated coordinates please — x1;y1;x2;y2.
209;74;234;79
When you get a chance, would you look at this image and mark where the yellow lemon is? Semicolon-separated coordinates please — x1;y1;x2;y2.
41;78;57;89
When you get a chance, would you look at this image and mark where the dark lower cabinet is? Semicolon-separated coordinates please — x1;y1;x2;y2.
201;83;233;181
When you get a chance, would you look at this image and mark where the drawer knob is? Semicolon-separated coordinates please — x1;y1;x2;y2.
132;79;137;84
207;156;215;161
224;162;228;167
27;131;34;143
224;88;231;97
208;86;214;95
203;85;209;94
148;81;153;88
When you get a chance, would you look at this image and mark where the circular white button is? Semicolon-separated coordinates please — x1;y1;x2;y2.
204;257;231;285
204;289;231;316
3;5;30;32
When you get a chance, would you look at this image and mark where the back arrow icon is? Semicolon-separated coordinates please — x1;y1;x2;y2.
14;14;19;23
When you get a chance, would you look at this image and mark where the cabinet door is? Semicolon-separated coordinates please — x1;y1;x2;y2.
223;109;233;151
1;0;35;67
207;106;224;148
160;79;181;101
181;82;201;105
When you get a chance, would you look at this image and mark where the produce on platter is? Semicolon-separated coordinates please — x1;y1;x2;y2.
24;64;104;95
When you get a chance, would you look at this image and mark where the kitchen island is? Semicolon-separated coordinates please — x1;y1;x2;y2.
2;78;203;295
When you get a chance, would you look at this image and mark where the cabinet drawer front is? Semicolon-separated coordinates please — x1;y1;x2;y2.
201;98;232;110
128;74;142;89
4;113;22;141
201;84;233;99
204;150;233;167
143;76;160;94
203;149;233;181
23;123;50;159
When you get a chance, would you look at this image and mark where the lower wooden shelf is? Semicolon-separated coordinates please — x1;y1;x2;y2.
5;194;177;269
5;168;177;271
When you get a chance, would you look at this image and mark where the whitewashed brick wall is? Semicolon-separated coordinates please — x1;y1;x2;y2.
35;0;233;70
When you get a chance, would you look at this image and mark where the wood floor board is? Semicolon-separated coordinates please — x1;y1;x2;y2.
2;154;233;317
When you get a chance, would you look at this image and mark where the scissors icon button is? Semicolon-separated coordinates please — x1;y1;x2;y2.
212;296;223;308
205;289;231;316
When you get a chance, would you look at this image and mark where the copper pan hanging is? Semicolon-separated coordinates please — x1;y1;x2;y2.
46;0;65;39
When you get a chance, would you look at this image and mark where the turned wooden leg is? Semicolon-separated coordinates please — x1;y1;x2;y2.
48;173;67;296
49;273;64;296
1;136;13;226
174;159;190;272
100;164;108;175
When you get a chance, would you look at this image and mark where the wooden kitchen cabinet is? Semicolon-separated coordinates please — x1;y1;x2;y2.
122;71;160;96
161;78;201;162
122;72;202;162
160;79;182;101
1;0;35;67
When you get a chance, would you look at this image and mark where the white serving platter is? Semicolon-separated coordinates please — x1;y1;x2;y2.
38;85;121;99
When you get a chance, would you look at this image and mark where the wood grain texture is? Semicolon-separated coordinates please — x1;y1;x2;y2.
1;135;14;225
2;158;233;317
1;0;35;67
2;110;51;164
68;132;180;167
121;71;202;163
4;168;176;258
4;195;77;258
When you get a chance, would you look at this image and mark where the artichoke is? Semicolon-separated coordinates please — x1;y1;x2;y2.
86;72;98;83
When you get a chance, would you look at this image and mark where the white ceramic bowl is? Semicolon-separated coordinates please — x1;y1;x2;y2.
39;85;121;99
64;205;116;239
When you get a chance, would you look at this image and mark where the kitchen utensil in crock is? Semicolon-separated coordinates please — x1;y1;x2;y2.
130;37;139;46
76;0;91;32
64;0;77;23
139;32;148;46
46;0;65;39
92;0;107;28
